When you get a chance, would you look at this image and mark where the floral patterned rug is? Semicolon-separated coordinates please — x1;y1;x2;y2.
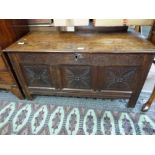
0;99;155;135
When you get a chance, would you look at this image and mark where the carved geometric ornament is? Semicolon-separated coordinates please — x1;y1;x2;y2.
22;64;52;87
103;66;137;91
63;66;91;89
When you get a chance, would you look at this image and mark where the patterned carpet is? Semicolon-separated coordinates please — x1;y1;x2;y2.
0;90;155;135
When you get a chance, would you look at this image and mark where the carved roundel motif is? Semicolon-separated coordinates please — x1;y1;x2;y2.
103;66;138;91
22;64;52;87
62;65;91;89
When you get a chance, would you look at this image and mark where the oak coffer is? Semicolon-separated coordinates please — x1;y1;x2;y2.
3;31;155;107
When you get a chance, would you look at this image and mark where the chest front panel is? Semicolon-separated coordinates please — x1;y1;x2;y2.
8;52;149;100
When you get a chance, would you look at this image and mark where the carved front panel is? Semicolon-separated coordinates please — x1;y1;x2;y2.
21;64;52;87
99;66;139;91
61;65;91;89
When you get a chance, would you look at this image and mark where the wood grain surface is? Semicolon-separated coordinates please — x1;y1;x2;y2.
4;31;155;53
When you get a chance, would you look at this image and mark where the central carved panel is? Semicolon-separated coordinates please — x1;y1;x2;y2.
62;65;91;89
22;64;52;87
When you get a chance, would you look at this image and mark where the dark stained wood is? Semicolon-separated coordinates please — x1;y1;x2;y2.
75;22;128;33
148;20;155;41
150;22;155;43
98;66;140;91
0;19;29;99
3;31;155;107
61;65;91;89
29;89;132;99
128;54;154;107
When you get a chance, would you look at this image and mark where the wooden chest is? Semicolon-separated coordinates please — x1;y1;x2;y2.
3;31;155;107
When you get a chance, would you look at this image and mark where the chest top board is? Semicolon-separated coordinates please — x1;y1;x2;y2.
3;31;155;108
4;31;155;53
